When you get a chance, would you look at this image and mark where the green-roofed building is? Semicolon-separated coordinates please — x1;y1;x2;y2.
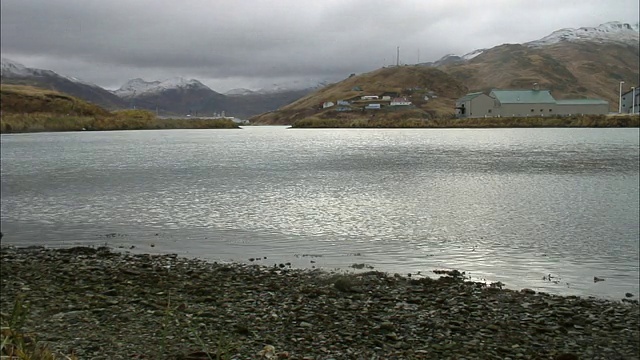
454;92;496;118
455;87;609;118
555;99;609;115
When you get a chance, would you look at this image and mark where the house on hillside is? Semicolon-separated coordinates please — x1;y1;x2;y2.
390;97;412;106
323;101;335;109
621;86;640;114
380;92;399;100
337;100;350;106
361;95;379;100
456;87;610;118
364;103;381;110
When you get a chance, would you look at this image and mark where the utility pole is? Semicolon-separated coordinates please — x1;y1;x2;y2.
396;46;400;67
417;49;420;64
619;81;625;113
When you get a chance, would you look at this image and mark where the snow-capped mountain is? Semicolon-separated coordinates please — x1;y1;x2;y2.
255;78;331;94
1;58;102;88
1;58;127;109
114;77;211;98
425;21;638;67
224;88;256;96
1;57;32;77
526;21;640;47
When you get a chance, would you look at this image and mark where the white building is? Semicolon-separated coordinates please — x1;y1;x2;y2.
621;86;640;114
390;97;412;106
322;101;335;109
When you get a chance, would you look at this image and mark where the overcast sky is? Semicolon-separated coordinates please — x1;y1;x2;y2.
1;0;639;92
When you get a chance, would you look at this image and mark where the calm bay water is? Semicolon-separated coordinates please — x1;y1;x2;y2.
1;127;638;299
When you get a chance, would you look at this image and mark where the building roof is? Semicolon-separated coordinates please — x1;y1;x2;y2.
456;92;485;102
556;99;608;105
490;89;556;104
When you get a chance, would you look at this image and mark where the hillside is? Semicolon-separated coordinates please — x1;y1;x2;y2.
440;42;639;107
0;85;239;133
0;84;111;116
250;66;468;125
1;59;128;110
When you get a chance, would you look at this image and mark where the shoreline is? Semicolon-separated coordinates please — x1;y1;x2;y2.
1;245;638;359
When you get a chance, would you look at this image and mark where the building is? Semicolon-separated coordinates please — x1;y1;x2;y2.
456;88;609;118
364;103;381;110
490;89;557;117
555;99;609;116
390;97;412;106
380;92;399;100
361;95;379;100
620;86;640;114
455;92;495;118
322;101;335;109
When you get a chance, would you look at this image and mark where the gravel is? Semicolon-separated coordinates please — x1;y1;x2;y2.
1;245;638;359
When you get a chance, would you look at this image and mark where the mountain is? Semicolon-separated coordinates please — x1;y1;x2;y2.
526;21;640;47
112;77;228;116
113;77;315;118
0;58;127;110
224;88;256;96
250;66;468;125
251;21;639;124
435;21;639;108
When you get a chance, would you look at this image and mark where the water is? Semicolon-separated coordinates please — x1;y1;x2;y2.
1;127;638;300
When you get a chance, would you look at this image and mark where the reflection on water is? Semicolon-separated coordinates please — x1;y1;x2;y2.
1;127;638;299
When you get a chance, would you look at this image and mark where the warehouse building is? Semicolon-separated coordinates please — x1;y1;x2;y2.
456;88;609;118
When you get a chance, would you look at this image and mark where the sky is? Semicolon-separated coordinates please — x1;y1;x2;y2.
1;0;639;92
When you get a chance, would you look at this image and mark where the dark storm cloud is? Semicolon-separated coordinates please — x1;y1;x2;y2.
1;0;638;91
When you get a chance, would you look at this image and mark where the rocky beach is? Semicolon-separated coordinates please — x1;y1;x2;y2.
1;245;638;360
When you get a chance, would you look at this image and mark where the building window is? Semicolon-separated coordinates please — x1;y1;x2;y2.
531;109;534;112
540;109;543;112
549;109;552;112
488;109;492;113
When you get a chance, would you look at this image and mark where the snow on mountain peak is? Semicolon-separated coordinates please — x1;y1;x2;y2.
526;21;640;47
114;77;210;97
1;58;31;76
225;88;256;96
1;57;101;88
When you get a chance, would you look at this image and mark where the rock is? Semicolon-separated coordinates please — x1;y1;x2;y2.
593;276;605;282
625;292;634;298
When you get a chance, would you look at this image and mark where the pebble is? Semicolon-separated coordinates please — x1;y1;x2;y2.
0;246;638;359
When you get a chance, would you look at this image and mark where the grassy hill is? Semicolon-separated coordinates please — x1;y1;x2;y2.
440;42;640;109
250;66;468;125
0;85;239;133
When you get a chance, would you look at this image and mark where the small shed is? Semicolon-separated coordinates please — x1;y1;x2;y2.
322;101;335;109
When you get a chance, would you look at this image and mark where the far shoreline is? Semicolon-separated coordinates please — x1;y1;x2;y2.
288;114;640;128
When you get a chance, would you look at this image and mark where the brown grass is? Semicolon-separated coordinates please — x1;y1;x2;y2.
291;114;640;128
0;85;239;133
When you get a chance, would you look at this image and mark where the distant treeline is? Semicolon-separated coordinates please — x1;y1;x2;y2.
291;114;640;128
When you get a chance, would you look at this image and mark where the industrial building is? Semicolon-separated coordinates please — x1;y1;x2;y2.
620;86;639;114
456;88;609;118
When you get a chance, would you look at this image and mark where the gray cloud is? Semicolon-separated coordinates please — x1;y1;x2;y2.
1;0;638;91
